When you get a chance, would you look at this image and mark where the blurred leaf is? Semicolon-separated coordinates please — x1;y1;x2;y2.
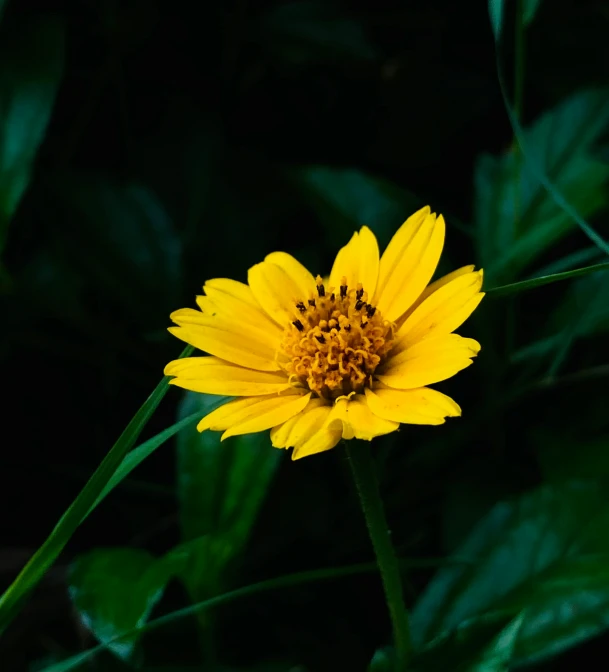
411;482;609;665
255;1;376;66
44;562;383;672
523;0;543;25
70;548;178;661
0;0;6;22
487;261;609;296
0;345;193;634
536;428;609;484
532;246;603;276
292;165;423;248
45;176;181;323
367;646;395;671
0;16;64;254
475;89;609;284
465;613;524;670
513;270;609;367
488;0;504;41
411;614;513;671
86;394;228;519
177;391;281;599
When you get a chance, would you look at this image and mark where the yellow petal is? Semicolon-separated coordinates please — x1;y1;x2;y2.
377;334;480;388
292;423;343;460
325;395;399;441
399;265;476;325
374;209;445;322
196;391;310;435
248;255;315;326
171;307;282;358
271;399;343;460
197;396;267;431
364;387;460;425
329;226;380;298
221;392;312;439
168;304;282;371
264;252;317;302
165;356;292;395
200;278;283;340
394;270;484;350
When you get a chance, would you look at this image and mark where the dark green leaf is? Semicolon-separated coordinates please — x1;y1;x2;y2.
256;1;376;65
488;0;505;41
70;548;178;661
475;89;609;284
367;646;396;671
292;165;423;248
176;391;281;599
0;16;64;254
523;0;543;25
0;345;193;634
411;613;520;672
487;261;609;296
47;175;181;322
411;482;609;665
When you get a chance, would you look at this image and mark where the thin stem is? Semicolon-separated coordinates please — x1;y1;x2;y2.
346;442;411;671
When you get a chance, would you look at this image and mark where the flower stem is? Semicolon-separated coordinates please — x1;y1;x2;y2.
346;441;412;671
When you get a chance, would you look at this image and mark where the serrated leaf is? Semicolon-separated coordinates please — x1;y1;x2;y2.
0;16;64;254
475;89;609;284
411;482;609;666
292;165;423;249
176;391;281;599
69;548;179;661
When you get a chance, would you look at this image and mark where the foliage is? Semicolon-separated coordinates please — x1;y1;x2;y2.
1;0;609;670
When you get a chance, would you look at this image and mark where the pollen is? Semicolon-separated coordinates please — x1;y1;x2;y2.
281;275;395;399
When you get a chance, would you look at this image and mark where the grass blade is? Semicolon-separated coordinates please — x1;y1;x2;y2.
487;262;609;297
40;557;470;672
0;345;194;633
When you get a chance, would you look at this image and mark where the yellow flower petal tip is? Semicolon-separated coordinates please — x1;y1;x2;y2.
165;207;483;458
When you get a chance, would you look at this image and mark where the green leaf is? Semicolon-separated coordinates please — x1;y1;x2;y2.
410;482;609;666
47;175;181;322
40;561;382;672
523;0;543;25
0;16;64;254
69;549;177;661
367;646;396;671
475;89;609;284
411;612;523;671
255;1;376;65
85;398;226;519
292;165;423;248
486;261;609;297
0;345;193;634
176;391;281;599
488;0;505;41
466;613;524;671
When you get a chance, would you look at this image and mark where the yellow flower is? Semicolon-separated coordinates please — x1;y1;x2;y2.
165;206;484;460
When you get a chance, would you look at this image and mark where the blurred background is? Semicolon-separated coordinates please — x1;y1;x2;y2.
2;0;609;670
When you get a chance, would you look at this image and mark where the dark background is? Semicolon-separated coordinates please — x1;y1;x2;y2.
1;0;609;670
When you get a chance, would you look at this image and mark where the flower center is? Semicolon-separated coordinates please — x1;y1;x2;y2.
281;275;395;400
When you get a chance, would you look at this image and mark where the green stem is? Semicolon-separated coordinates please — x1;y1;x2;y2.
346;442;412;671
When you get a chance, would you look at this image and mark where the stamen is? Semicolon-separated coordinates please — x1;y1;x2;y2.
281;279;394;399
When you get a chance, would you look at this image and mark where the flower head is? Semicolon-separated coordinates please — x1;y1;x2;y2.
165;206;484;459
